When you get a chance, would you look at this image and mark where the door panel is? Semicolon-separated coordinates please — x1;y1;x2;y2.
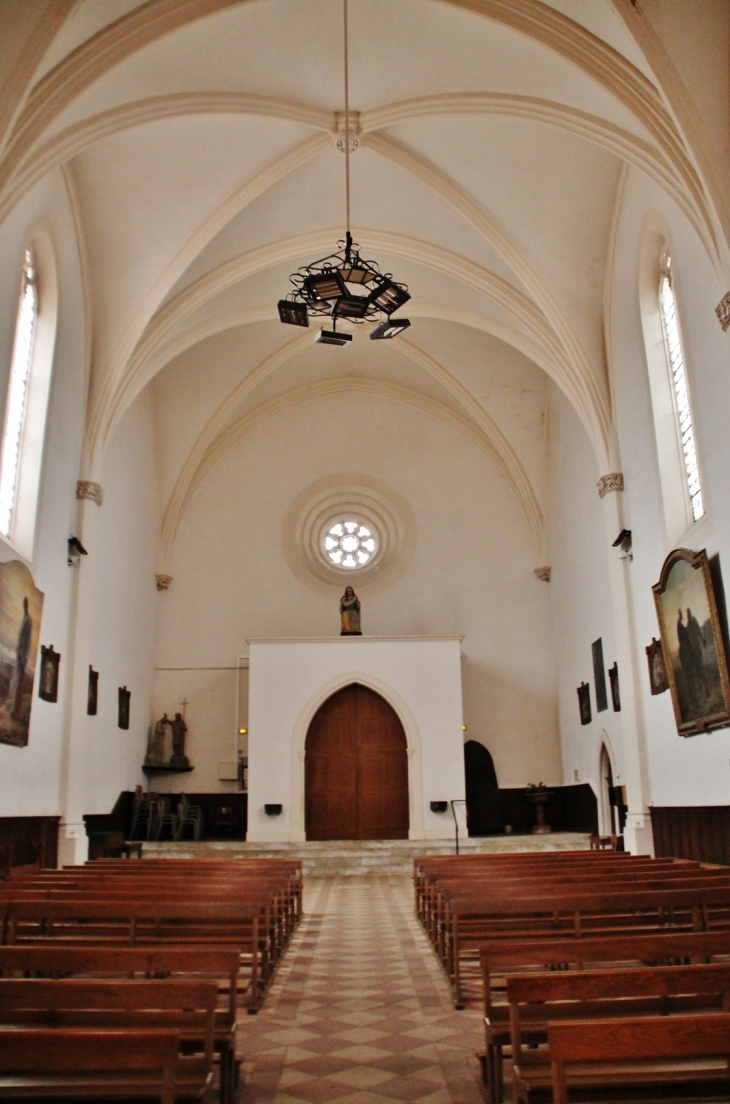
304;683;409;840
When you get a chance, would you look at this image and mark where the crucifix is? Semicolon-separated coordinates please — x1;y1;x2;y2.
179;697;189;720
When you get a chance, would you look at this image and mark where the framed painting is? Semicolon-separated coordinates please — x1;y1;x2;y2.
38;645;60;703
577;682;591;726
608;662;621;712
592;638;608;712
87;666;98;716
646;637;669;695
0;560;44;747
118;685;130;730
652;548;730;735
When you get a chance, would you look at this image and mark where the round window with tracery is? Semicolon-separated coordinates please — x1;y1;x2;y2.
323;519;378;570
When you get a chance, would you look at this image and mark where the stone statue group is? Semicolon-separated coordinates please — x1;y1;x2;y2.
145;711;189;768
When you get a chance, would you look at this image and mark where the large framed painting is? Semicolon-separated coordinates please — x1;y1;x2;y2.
652;548;730;735
0;560;44;747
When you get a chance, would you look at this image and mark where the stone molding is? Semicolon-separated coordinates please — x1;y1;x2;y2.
716;292;730;332
155;574;172;591
597;472;624;498
534;566;551;582
76;480;103;506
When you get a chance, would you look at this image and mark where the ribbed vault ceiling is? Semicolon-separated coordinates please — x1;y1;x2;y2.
2;0;727;562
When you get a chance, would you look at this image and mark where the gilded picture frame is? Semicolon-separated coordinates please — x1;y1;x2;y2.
652;548;730;736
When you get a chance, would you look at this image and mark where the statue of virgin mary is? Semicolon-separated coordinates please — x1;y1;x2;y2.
339;586;362;636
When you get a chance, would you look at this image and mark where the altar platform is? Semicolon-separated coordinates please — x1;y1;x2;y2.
141;833;591;876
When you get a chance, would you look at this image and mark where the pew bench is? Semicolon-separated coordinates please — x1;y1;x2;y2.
509;964;730;1103
0;1026;210;1102
0;941;242;1100
549;1013;730;1104
479;929;730;1102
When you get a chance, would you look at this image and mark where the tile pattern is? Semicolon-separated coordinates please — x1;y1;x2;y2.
241;876;485;1104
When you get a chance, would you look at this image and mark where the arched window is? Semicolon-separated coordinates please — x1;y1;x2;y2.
658;249;703;523
0;233;58;558
0;249;37;537
638;228;704;544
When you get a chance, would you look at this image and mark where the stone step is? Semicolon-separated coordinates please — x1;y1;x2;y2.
140;833;590;876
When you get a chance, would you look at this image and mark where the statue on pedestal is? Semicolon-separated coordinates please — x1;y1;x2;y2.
170;712;189;767
146;713;170;765
340;586;362;636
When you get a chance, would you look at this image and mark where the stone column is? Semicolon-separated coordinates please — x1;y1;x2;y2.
597;473;653;854
56;480;103;866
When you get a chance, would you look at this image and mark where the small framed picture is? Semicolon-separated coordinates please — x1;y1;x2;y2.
646;636;669;695
118;685;130;730
608;662;621;712
38;645;60;703
87;666;98;716
577;682;591;726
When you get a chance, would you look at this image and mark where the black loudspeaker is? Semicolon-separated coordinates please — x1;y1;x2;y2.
264;804;283;816
430;801;448;813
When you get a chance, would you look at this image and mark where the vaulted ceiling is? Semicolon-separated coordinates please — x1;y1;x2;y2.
2;0;727;564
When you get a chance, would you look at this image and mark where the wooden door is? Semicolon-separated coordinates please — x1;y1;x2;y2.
305;684;409;840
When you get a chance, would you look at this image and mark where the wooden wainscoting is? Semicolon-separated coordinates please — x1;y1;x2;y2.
0;816;59;871
650;806;730;865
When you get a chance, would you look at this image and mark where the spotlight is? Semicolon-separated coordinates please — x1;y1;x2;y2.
331;294;370;320
303;270;347;302
340;264;376;286
612;529;632;555
278;300;309;327
368;279;411;315
370;318;411;340
315;328;352;347
67;536;88;566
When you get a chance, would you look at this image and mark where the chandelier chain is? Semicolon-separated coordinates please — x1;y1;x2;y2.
344;0;351;237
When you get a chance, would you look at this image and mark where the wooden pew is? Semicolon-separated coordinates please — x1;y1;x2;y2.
444;882;730;1007
0;945;240;1101
549;1014;730;1104
479;928;730;1102
0;1027;191;1102
2;897;268;1011
510;963;730;1103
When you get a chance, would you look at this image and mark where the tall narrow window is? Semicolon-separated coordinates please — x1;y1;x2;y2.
0;250;37;537
658;250;703;522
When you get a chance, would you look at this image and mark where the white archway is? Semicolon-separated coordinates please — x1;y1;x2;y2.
288;669;425;842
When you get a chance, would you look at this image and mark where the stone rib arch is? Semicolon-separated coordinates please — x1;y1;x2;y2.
0;91;713;268
289;669;425;842
160;376;545;565
92;228;609;475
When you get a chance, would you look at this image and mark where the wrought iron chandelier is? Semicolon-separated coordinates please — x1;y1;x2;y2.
277;0;411;346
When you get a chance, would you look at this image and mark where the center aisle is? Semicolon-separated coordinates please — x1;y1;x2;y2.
241;875;484;1104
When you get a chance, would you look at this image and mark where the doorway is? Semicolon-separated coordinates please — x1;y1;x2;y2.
304;683;409;840
599;743;616;837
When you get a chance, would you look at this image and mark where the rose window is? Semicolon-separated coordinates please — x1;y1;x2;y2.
324;520;377;570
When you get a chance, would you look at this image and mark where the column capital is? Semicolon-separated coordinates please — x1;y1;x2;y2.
155;574;172;591
597;472;624;498
534;566;551;582
716;291;730;331
76;480;103;506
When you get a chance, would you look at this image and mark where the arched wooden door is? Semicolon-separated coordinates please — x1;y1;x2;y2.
305;683;409;840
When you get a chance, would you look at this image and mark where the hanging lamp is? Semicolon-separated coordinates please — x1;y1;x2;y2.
277;0;411;344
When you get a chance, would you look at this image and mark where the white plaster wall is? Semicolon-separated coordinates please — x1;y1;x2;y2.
0;170;86;816
247;638;464;841
153;391;561;797
608;165;730;808
84;390;159;814
546;385;626;802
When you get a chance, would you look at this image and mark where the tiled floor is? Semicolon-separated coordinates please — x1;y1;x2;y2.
240;876;485;1104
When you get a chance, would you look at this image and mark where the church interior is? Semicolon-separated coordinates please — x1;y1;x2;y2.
1;0;730;1099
